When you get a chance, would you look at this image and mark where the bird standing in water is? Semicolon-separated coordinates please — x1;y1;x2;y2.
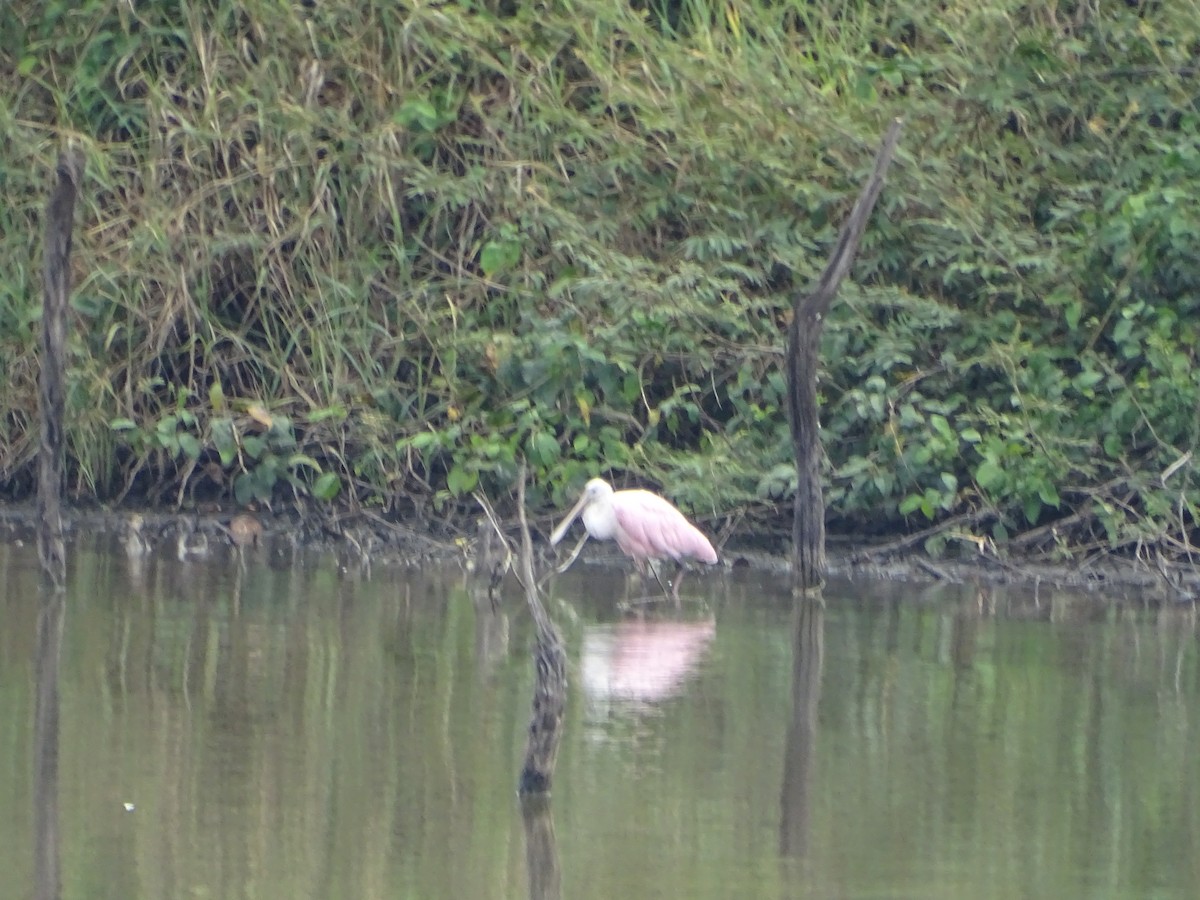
549;478;718;602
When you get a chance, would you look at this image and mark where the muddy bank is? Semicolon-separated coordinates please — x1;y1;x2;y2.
0;503;1195;604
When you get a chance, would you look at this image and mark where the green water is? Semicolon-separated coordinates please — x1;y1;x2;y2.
2;537;1198;899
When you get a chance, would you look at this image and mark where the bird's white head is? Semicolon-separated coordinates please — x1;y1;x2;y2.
549;478;613;546
581;478;613;501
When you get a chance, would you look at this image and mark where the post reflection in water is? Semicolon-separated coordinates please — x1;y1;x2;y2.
33;593;64;900
471;584;511;683
779;596;824;859
520;793;561;900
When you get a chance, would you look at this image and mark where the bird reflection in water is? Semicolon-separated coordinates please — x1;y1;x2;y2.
580;618;716;717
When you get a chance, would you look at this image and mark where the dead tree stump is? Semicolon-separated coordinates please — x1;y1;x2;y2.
513;470;567;794
472;471;568;793
787;120;902;590
518;624;568;794
38;151;83;590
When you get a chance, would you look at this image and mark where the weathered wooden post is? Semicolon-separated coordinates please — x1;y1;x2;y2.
787;120;902;589
472;469;568;792
512;469;568;794
38;150;83;590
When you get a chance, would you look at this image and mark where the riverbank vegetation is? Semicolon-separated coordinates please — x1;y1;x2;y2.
2;0;1198;563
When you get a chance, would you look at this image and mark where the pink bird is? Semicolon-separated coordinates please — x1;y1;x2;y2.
549;478;718;601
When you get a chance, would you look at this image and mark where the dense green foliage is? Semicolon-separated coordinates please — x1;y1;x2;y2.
2;0;1199;556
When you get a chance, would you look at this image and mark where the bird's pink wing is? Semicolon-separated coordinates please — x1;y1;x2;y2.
612;491;718;564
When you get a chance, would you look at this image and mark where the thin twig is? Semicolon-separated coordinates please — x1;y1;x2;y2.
472;489;515;598
473;490;516;557
538;532;588;588
514;467;547;625
852;507;995;560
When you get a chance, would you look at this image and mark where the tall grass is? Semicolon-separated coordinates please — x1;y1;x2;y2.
3;0;1199;557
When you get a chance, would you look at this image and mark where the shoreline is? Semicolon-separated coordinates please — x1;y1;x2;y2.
1;502;1195;604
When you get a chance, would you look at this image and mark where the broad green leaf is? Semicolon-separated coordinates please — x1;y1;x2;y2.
211;418;238;466
480;240;521;278
527;431;560;467
234;473;255;505
1023;495;1041;524
975;460;1004;490
930;414;954;442
178;434;201;460
313;472;342;501
1038;482;1060;507
242;435;267;460
446;465;477;495
394;98;440;131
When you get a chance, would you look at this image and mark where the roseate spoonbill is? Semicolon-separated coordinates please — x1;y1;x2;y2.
549;478;718;601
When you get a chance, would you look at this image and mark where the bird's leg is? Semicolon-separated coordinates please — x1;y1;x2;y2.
646;559;673;602
623;557;649;605
669;563;686;607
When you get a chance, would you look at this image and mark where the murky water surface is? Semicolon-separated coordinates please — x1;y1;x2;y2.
2;536;1199;899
